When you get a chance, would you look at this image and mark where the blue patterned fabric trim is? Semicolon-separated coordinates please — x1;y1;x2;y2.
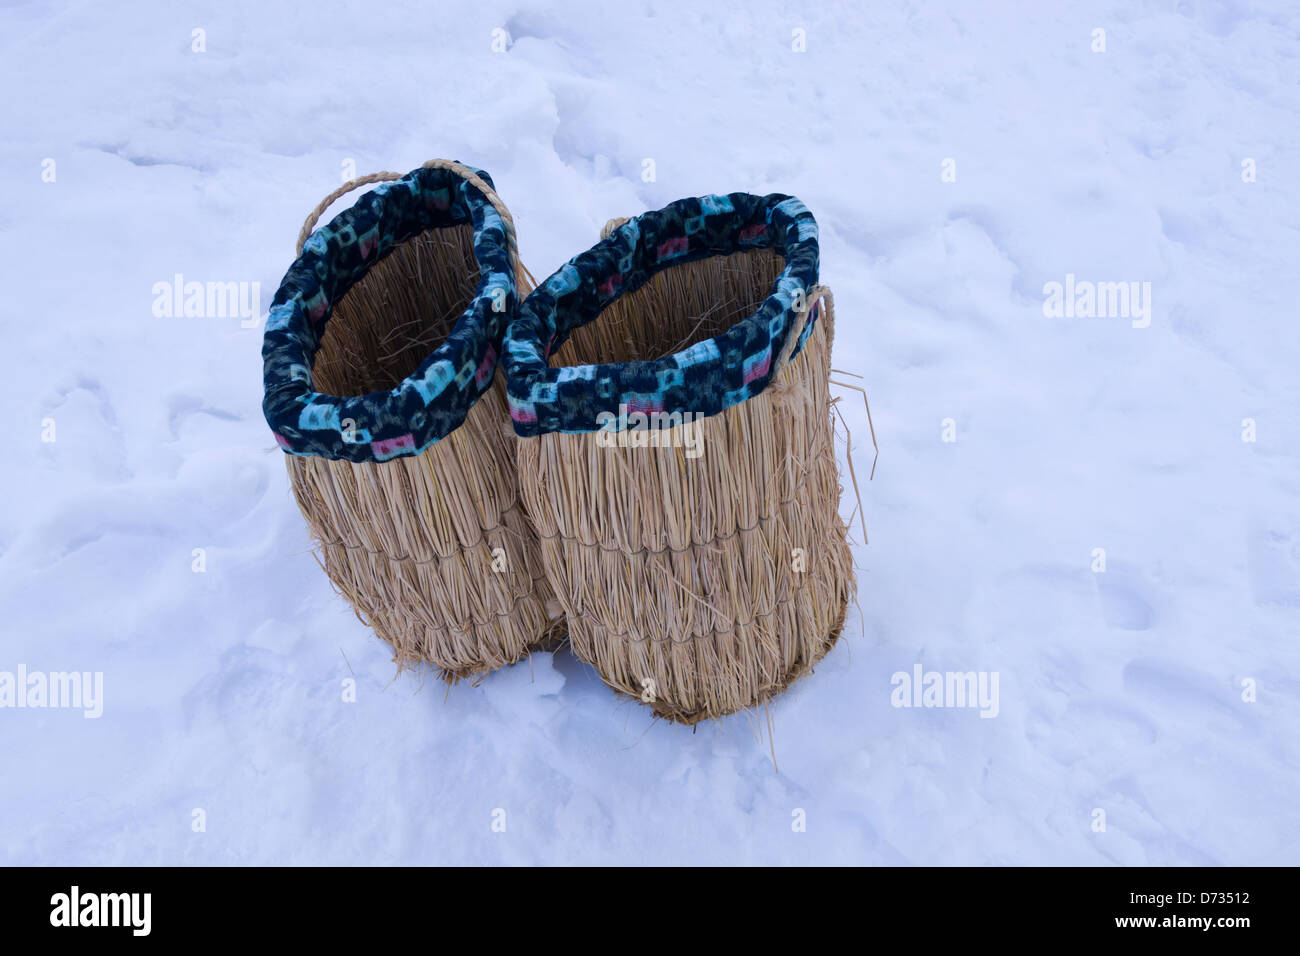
502;192;819;436
261;164;516;462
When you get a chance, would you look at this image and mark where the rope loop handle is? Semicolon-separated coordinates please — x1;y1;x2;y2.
295;159;527;289
599;216;630;240
296;170;403;256
773;284;834;379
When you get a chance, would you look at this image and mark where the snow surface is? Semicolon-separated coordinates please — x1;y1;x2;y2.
2;0;1298;865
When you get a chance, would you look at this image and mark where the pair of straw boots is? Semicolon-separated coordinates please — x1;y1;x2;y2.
262;159;859;724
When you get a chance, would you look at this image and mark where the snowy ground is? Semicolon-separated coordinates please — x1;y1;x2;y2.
2;0;1298;865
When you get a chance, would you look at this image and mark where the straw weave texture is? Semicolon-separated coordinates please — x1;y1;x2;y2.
517;248;853;721
286;178;558;681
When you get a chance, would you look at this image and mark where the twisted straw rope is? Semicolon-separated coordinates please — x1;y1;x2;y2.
775;285;830;374
296;159;527;288
599;216;630;240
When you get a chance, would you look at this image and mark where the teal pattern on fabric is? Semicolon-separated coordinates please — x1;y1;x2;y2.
502;193;819;436
261;164;516;462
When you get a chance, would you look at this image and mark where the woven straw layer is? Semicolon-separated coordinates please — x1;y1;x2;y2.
288;218;558;680
516;249;854;722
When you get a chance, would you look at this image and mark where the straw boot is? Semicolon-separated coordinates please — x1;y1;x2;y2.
503;193;854;722
263;160;562;681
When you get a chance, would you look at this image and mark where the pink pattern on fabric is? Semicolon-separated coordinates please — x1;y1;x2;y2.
598;273;622;297
739;223;768;242
510;404;538;423
656;237;688;261
306;291;329;323
626;397;665;415
743;351;771;384
274;432;293;450
371;433;416;459
474;345;498;387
